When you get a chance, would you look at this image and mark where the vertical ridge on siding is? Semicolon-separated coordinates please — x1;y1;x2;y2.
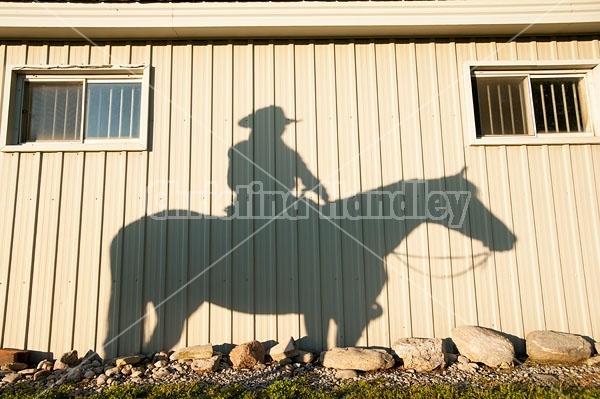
5;43;43;350
274;42;301;343
231;42;255;345
97;152;127;358
415;41;455;338
5;152;40;349
253;43;277;343
50;151;84;354
164;43;192;351
73;152;105;352
335;42;367;347
141;44;171;354
294;42;323;352
209;42;233;345
376;41;411;343
186;43;213;347
314;43;344;348
29;153;63;353
573;33;600;340
0;43;20;349
355;42;389;347
395;41;433;338
436;41;478;329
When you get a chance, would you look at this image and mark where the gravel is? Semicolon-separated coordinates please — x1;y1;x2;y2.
0;353;599;397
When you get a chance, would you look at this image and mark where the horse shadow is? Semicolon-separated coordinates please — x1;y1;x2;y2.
104;107;516;357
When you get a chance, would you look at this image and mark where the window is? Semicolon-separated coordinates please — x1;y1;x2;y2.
465;62;600;145
1;65;149;151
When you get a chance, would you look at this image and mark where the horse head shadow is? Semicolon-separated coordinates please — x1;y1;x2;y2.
104;106;516;357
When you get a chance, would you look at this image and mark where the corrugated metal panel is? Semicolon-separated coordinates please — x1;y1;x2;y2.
1;38;600;358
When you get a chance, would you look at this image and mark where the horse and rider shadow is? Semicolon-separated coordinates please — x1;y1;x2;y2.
105;105;516;357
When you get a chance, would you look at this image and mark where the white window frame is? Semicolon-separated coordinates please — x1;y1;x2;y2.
0;64;150;152
464;61;600;146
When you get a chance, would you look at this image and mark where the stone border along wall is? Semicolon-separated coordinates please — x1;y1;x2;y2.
1;326;599;386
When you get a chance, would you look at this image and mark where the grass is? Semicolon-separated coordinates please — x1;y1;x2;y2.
2;379;600;399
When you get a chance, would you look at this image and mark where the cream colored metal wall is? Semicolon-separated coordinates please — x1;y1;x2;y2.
0;38;598;358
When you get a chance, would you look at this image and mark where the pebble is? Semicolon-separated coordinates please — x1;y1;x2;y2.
33;370;50;381
105;367;119;377
335;369;358;379
96;374;108;385
2;373;22;384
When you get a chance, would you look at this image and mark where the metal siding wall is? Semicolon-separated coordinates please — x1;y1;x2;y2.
1;38;599;357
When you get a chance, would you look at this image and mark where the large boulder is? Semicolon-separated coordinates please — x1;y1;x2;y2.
392;337;446;372
320;347;394;371
170;344;213;361
229;340;265;369
452;325;514;368
526;330;592;364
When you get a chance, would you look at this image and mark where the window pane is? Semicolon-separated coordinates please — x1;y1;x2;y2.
473;76;530;136
531;78;585;133
26;83;82;142
85;82;141;139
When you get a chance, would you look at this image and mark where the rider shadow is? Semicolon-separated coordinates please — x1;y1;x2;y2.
105;106;516;357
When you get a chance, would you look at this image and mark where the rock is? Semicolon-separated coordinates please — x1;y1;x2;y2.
292;350;315;364
83;350;102;363
253;363;266;370
59;350;79;367
278;358;293;366
191;355;222;373
170;344;213;361
526;330;593;364
230;340;265;369
152;352;169;363
2;373;22;384
586;356;600;366
96;374;108;385
268;337;299;361
154;360;167;368
33;370;50;381
452;325;514;368
335;369;358;379
84;370;96;379
456;362;479;373
3;362;27;372
115;355;142;367
53;360;69;370
153;368;170;379
320;347;394;371
65;368;82;382
17;368;35;375
457;355;470;364
131;369;144;378
104;366;119;377
37;360;53;371
120;364;132;375
392;337;446;372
